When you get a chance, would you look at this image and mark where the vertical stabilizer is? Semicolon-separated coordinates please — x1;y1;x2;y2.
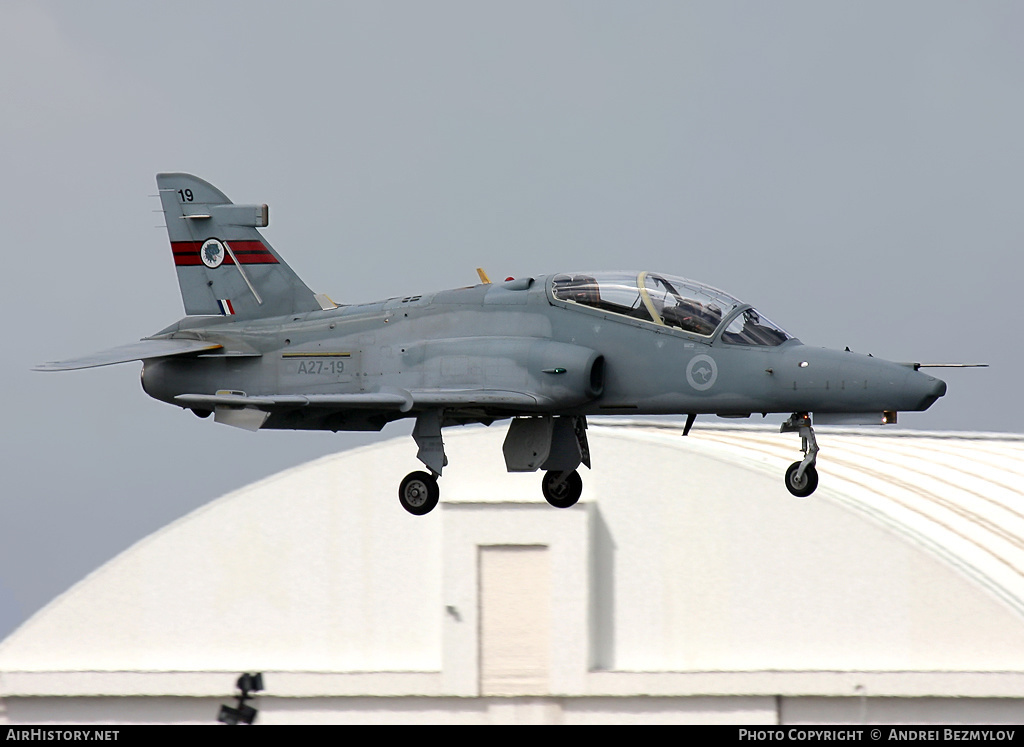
157;173;321;320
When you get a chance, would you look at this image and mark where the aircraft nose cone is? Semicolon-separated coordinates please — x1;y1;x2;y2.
914;373;946;411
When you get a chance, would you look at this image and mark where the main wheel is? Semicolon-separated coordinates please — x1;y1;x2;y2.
785;462;818;498
399;471;440;515
542;470;583;508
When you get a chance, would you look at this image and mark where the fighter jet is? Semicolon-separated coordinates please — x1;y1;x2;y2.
37;173;951;515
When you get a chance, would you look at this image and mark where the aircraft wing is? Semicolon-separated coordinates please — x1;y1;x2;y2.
34;339;230;371
174;389;540;412
176;390;416;411
410;390;540;407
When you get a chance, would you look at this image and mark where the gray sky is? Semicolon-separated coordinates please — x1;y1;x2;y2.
1;1;1021;639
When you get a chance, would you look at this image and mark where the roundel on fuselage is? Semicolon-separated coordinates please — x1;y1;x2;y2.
686;354;718;391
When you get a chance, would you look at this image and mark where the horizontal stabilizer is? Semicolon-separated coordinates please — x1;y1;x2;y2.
34;339;226;371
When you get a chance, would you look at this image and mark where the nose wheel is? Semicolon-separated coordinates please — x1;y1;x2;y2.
781;413;820;497
399;471;440;515
785;461;819;497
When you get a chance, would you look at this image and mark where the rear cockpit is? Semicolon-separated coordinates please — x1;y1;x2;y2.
551;271;791;346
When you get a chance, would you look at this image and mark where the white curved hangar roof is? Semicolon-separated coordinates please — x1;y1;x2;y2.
2;423;1023;700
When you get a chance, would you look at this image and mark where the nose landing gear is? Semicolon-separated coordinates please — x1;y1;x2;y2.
781;412;819;497
784;460;818;497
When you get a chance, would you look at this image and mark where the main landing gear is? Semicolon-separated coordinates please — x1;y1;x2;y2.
398;465;586;515
541;469;583;509
781;412;819;497
509;415;589;510
398;411;446;515
397;412;591;515
398;471;439;515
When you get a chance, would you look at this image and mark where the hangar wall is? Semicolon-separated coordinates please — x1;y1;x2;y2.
2;424;1023;724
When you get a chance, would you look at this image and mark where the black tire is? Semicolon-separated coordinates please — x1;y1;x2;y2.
542;470;583;508
785;462;818;498
399;471;440;515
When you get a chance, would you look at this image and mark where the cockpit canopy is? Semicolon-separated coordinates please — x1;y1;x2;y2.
551;271;791;346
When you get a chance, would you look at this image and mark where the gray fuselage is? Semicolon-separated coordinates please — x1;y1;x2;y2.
140;273;946;431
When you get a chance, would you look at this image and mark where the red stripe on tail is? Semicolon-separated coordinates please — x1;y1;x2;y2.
171;241;280;266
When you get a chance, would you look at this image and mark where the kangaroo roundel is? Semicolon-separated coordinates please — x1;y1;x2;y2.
686;354;718;391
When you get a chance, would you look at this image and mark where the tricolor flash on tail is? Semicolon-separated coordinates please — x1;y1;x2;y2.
157;173;322;320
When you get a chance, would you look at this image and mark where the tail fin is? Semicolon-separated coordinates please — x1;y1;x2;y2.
157;173;329;320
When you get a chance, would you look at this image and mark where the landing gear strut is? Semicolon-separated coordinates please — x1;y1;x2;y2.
398;411;447;515
781;412;819;497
